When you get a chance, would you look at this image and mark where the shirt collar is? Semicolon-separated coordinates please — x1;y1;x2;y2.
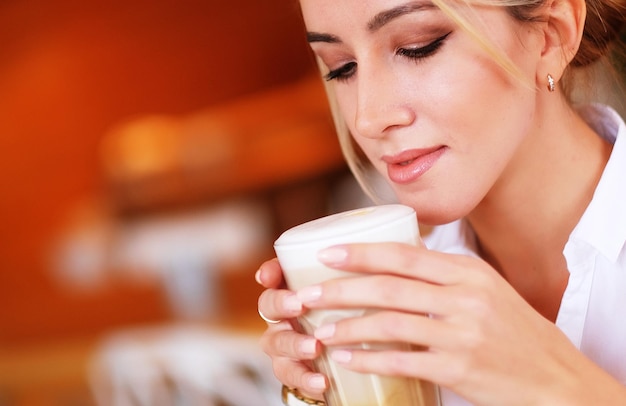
568;104;626;263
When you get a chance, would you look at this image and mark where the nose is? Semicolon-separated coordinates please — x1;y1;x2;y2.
353;67;415;138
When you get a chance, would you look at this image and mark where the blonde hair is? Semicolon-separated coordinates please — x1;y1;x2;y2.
317;0;626;203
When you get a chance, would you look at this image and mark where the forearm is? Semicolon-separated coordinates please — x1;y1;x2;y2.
542;349;626;405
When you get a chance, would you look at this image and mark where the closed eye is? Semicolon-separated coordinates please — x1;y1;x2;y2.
324;61;357;82
324;31;451;83
397;31;451;60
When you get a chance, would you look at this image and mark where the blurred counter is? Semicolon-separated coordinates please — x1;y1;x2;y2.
3;74;356;405
100;73;346;216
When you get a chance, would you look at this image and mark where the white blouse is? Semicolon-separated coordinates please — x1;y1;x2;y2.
424;104;626;405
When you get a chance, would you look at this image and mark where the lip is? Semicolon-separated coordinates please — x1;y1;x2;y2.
383;146;447;184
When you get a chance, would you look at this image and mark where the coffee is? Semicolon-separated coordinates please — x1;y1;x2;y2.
274;205;440;406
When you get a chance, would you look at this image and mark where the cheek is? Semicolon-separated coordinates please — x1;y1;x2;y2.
335;85;365;134
335;91;355;129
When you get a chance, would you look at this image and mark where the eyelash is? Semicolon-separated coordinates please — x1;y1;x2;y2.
324;31;451;82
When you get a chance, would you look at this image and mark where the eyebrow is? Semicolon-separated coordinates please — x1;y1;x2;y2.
306;1;434;43
306;32;340;43
367;1;435;32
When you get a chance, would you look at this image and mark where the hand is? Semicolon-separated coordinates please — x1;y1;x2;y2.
256;258;328;401
296;242;626;406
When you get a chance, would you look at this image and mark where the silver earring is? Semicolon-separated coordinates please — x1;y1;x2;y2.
547;74;556;92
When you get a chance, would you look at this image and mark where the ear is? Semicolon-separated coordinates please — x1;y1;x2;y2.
538;0;586;84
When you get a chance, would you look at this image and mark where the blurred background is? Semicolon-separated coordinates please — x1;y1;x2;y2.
0;1;372;404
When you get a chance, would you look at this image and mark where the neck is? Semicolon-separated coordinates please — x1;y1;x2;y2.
467;102;611;321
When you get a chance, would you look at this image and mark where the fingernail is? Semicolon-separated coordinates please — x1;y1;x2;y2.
254;269;262;285
284;293;302;312
317;246;348;264
314;324;336;340
300;338;317;355
330;350;352;364
308;374;327;390
297;285;322;303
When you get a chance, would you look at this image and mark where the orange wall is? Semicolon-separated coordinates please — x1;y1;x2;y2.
0;0;316;343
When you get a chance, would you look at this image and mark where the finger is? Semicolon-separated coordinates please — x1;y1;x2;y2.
255;258;286;288
258;288;303;323
318;242;479;285
273;357;328;399
296;274;455;317
313;311;460;351
327;347;459;387
260;324;321;360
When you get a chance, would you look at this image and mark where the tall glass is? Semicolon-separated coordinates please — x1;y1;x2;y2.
274;204;440;406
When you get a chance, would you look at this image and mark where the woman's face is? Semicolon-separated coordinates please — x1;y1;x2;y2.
300;0;545;224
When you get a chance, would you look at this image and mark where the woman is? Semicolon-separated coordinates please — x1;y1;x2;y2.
256;0;626;404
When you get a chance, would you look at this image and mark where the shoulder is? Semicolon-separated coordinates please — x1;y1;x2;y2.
576;103;625;144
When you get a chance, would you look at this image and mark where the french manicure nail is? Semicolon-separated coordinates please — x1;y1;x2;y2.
314;323;336;340
330;350;352;364
254;269;263;285
284;293;302;312
300;338;317;355
297;285;322;303
317;246;348;264
308;374;327;390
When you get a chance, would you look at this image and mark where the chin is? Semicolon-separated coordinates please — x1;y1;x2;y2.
396;197;468;227
418;213;463;227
